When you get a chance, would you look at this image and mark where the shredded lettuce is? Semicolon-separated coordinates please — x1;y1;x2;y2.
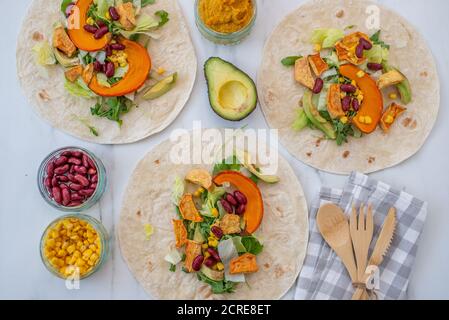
217;238;245;283
164;248;182;265
171;176;185;206
32;41;56;66
324;51;340;68
118;11;168;39
364;44;389;64
94;0;114;19
200;187;226;217
96;73;111;88
231;237;247;254
311;28;344;48
114;65;129;78
64;78;97;98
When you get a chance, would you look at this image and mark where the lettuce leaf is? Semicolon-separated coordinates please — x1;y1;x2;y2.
311;28;344;48
32;41;56;66
217;238;245;283
364;44;389;64
64;79;97;98
171;176;185;206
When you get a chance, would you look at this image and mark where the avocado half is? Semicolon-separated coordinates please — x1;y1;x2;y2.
204;57;257;121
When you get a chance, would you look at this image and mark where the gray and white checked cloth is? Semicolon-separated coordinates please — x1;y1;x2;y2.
295;172;427;300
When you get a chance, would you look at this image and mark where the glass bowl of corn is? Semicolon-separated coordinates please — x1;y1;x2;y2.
40;214;109;280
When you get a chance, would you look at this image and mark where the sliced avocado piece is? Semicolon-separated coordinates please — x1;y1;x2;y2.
143;73;177;100
204;57;257;121
200;265;224;281
382;62;412;105
236;150;280;184
193;224;205;243
292;108;309;131
303;90;336;140
53;48;80;67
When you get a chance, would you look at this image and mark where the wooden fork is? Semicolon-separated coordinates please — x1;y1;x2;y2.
350;204;374;300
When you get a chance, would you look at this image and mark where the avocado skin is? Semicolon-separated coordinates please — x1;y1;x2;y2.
303;90;336;140
204;57;258;121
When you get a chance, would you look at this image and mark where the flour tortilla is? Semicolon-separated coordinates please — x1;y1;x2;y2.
118;130;309;299
257;0;439;174
17;0;196;144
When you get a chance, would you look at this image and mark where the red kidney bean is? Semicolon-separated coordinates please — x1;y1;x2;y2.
225;193;238;206
70;193;84;201
91;174;98;183
110;43;125;50
68;157;82;165
74;174;90;187
57;175;69;182
94;26;109;39
233;191;247;205
54;156;68;166
312;78;324;94
352;98;360;111
342;96;352;112
96;20;106;28
355;42;364;58
204;257;216;268
109;7;121;21
73;165;87;175
62;188;71;206
51;177;58;187
367;63;383;71
60;184;69;189
220;199;233;213
69;165;75;174
61;151;72;157
88;168;97;175
210;226;224;239
105;61;115;78
82;154;89;168
90;183;97;190
67;201;82;207
207;248;221;262
192;255;204;272
87;157;96;169
52;187;62;204
69;183;84;191
236;203;246;215
83;24;98;34
44;177;51;188
79;189;95;197
67;174;77;183
360;37;373;50
54;164;69;175
340;84;357;93
46;161;55;177
105;45;112;57
93;61;103;72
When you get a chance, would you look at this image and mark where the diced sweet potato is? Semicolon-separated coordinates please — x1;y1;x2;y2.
327;84;345;118
82;63;94;85
185;169;212;190
184;240;202;273
308;53;329;76
294;57;315;90
172;219;188;248
179;194;203;222
335;32;371;65
64;65;83;82
219;214;241;235
380;102;407;133
53;26;77;58
230;253;259;274
117;3;136;31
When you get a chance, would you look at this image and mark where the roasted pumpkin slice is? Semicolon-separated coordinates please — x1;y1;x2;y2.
89;38;151;97
308;53;329;76
67;0;111;52
230;253;259;274
380;103;407;133
327;84;345;118
213;171;263;234
179;194;203;222
184;240;202;273
172;219;188;248
339;64;383;134
185;169;212;190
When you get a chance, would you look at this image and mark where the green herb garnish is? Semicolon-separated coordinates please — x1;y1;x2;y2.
241;236;264;255
91;96;134;126
281;56;302;66
370;30;390;49
169;264;176;272
197;272;236;294
155;10;170;27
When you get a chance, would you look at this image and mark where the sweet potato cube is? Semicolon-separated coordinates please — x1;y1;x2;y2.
179;194;203;222
308;53;329;76
172;219;188;248
230;253;259;274
184;240;202;273
219;214;241;235
294;57;315;90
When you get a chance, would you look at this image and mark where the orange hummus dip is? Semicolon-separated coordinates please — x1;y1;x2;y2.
199;0;254;33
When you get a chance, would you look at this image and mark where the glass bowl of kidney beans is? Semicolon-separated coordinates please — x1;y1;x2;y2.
37;147;106;212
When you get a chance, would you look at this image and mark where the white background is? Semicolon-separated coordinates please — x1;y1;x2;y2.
1;0;448;299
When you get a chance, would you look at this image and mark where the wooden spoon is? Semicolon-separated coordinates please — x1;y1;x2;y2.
317;203;358;282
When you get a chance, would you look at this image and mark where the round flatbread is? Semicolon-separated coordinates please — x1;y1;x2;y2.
118;130;309;299
257;0;439;174
17;0;196;144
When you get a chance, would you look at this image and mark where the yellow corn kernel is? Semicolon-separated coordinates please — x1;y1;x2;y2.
83;249;93;258
46;238;56;248
359;116;366;123
211;208;219;218
385;115;395;124
340;116;348;124
357;70;365;78
57;249;67;258
66;245;76;254
364;116;373;124
86;17;95;25
351;80;356;86
204;252;211;259
389;93;398;99
208;239;218;247
90;253;98;261
76;258;86;267
216;262;225;271
119;62;127;68
156;67;166;75
202;243;209;249
339;77;345;83
314;44;322;52
105;12;111;20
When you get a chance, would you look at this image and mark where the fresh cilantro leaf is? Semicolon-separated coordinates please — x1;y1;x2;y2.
241;236;264;255
107;77;123;85
82;54;95;65
370;30;390;49
281;56;302;66
155;10;169;27
89;126;99;137
181;254;186;262
61;0;73;15
141;0;156;7
169;264;176;272
91;96;134;126
197;272;236;294
212;155;242;176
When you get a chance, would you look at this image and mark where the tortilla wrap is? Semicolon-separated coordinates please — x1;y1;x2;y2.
118;130;309;299
257;0;439;174
17;0;196;144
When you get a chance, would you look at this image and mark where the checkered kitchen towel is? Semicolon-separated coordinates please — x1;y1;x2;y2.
295;172;427;300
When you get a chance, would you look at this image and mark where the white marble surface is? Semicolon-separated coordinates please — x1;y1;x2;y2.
1;0;448;300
